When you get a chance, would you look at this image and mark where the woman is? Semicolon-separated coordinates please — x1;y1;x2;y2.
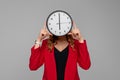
29;22;91;80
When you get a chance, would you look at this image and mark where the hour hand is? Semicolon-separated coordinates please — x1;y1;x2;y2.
56;22;70;24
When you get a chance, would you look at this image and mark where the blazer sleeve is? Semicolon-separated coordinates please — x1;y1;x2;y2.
74;39;91;70
29;39;47;71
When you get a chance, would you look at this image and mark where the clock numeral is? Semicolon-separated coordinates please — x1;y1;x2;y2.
67;27;69;29
54;14;56;16
67;17;69;19
51;18;53;20
55;31;56;33
50;28;52;30
49;23;51;25
64;30;66;32
59;32;61;34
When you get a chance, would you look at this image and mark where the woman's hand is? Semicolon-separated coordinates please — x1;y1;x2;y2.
68;21;84;43
37;22;52;42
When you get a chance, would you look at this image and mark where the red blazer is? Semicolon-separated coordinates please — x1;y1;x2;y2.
29;39;91;80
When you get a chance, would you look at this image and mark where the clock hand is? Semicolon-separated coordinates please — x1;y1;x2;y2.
60;22;70;24
58;13;61;30
56;22;70;24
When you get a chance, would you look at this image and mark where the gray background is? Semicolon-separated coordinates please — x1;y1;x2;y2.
0;0;120;80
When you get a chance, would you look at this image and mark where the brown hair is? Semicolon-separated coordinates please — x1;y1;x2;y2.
47;35;75;52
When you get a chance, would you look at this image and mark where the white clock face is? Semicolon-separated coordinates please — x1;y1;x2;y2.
46;10;73;36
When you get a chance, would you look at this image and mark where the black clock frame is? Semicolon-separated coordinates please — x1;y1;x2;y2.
46;10;73;36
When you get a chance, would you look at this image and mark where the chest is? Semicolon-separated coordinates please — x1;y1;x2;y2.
54;45;69;65
44;45;78;67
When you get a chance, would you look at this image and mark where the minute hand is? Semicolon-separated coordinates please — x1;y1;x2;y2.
58;13;61;30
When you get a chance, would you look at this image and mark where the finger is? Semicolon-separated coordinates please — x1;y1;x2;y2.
73;21;78;29
70;27;74;33
43;21;47;30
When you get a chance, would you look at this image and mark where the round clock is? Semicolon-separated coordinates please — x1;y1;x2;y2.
46;10;73;36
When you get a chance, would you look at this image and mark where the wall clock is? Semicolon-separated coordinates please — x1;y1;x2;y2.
46;10;73;36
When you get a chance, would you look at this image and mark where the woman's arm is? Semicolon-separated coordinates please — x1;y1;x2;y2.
75;39;91;70
29;40;46;71
29;22;52;71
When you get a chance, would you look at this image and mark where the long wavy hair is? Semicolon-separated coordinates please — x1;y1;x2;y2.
47;35;75;52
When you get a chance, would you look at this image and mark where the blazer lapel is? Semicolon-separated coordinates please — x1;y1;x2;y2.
64;44;77;80
49;47;57;80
